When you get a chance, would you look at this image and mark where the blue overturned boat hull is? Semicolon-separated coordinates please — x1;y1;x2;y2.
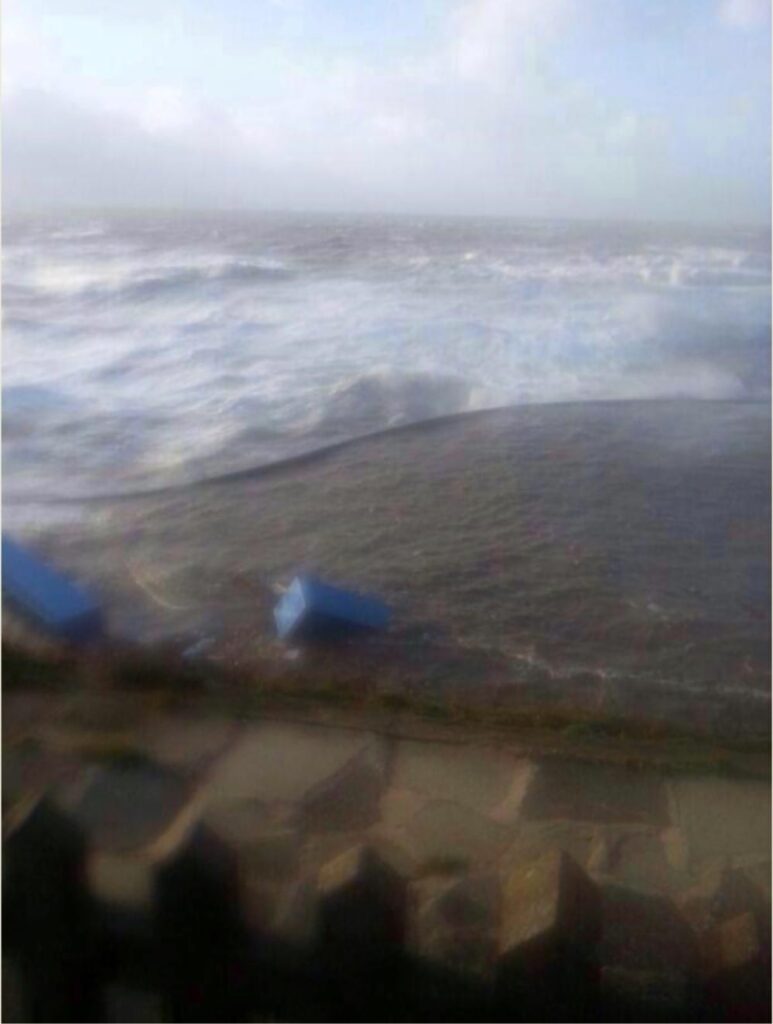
2;535;104;643
274;575;390;642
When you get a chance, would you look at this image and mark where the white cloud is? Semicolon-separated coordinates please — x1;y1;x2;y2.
2;0;769;222
2;10;61;94
138;87;199;135
452;0;569;87
718;0;771;29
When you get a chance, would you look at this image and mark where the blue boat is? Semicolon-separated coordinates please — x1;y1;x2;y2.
2;535;104;643
274;575;390;642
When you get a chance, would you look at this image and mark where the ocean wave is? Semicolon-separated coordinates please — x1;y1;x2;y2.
304;370;483;436
48;222;108;241
4;211;770;503
477;249;770;291
8;255;293;306
2;384;77;424
3;395;769;507
79;258;294;304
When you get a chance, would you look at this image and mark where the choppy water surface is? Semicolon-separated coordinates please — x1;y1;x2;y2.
4;210;770;499
3;212;770;732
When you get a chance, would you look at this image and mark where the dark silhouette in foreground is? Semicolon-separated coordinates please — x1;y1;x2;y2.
4;795;770;1022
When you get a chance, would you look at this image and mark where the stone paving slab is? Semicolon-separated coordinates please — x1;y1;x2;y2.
3;708;771;1024
378;799;514;868
206;723;386;806
3;714;771;978
520;759;671;826
389;739;527;813
299;750;384;832
380;786;431;829
667;777;772;870
139;715;242;775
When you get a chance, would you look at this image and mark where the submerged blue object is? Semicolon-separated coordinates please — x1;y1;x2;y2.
2;534;104;643
274;575;390;642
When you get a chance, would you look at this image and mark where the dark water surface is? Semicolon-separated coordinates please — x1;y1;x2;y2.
4;211;770;731
8;400;769;734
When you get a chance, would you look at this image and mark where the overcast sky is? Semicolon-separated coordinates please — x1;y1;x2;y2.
3;0;771;223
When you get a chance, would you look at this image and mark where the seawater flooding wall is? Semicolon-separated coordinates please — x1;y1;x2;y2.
6;399;769;734
3;713;771;1023
4;395;769;733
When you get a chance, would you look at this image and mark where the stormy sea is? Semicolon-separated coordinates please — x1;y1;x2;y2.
3;210;771;731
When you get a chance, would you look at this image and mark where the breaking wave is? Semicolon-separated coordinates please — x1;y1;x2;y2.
306;371;482;436
3;210;770;500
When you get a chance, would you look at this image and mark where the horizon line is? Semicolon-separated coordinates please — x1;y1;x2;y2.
4;200;771;234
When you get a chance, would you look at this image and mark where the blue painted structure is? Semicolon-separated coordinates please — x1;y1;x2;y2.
2;535;104;643
274;575;390;642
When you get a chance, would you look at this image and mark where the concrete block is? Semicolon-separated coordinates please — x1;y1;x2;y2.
317;844;409;962
497;850;602;1020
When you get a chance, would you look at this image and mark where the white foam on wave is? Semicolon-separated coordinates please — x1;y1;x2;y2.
8;246;291;302
3;213;770;498
48;222;108;241
303;369;483;436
